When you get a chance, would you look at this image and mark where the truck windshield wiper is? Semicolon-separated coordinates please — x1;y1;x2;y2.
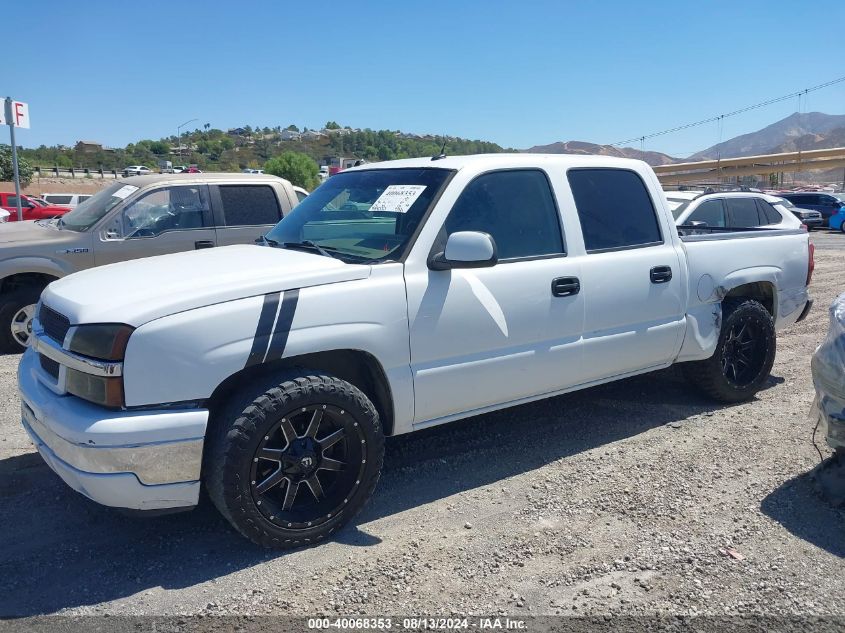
282;240;339;259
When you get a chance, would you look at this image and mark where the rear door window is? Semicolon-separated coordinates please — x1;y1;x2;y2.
217;185;282;226
756;199;782;225
726;198;762;227
688;199;726;227
45;195;73;205
567;168;662;252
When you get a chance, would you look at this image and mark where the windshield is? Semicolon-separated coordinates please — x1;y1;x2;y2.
671;201;691;219
59;182;138;231
265;168;453;262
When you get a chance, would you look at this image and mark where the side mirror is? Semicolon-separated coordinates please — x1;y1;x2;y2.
101;228;123;241
429;231;498;271
686;220;708;229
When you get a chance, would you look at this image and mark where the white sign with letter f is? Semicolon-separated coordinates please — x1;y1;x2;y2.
1;100;30;128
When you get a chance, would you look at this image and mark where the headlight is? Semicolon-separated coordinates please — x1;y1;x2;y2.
67;324;134;361
64;323;133;408
65;368;125;408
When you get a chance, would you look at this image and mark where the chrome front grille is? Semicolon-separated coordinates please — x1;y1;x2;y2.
39;304;70;344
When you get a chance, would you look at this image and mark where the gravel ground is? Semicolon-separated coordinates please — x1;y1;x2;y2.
1;231;843;618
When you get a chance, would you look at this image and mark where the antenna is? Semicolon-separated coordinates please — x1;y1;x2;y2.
431;137;447;161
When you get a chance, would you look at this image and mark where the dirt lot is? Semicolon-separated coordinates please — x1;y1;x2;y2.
0;232;843;618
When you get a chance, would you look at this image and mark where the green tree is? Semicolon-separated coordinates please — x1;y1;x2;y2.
0;145;34;185
285;124;300;132
324;121;341;130
264;151;319;190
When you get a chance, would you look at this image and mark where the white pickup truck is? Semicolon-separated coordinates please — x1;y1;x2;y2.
18;154;814;548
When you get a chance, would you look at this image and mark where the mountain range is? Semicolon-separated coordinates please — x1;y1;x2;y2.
525;112;845;166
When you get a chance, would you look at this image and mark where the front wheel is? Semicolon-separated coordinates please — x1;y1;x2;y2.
206;372;384;548
0;287;43;354
683;298;776;403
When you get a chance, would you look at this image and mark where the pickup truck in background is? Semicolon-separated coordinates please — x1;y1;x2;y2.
18;154;814;548
0;192;71;222
0;173;302;352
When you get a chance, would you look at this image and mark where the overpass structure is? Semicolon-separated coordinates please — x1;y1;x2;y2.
653;146;845;185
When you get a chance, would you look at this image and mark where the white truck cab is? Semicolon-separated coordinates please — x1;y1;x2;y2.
19;154;814;548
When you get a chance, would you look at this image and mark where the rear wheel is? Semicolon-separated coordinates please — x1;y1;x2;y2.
683;298;776;403
0;287;42;354
206;372;384;548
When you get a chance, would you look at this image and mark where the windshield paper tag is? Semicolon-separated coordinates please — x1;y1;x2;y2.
370;185;427;213
113;185;140;199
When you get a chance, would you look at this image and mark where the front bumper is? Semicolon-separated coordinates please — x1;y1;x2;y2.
816;396;845;452
18;350;209;510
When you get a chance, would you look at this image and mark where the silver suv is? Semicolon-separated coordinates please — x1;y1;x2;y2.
0;173;302;352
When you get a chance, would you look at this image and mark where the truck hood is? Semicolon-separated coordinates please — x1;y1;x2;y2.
42;245;372;327
0;220;75;245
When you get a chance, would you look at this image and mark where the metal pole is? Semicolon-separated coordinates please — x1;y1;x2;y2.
5;98;23;222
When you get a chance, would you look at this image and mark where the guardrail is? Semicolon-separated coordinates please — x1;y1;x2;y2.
33;166;121;178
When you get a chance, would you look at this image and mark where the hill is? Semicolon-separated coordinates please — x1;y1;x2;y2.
687;112;845;160
523;140;677;166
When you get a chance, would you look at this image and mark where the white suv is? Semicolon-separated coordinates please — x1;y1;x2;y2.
40;193;92;208
672;192;802;230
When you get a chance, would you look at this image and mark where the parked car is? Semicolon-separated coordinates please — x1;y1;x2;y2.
770;197;824;230
41;193;93;208
17;154;814;547
242;168;265;174
672;192;802;231
122;166;152;177
183;166;202;174
0;192;72;222
0;173;303;352
292;185;309;204
779;192;845;223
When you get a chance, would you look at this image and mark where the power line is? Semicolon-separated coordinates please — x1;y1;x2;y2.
610;75;845;147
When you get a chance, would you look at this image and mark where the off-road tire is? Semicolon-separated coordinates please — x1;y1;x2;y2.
0;287;43;354
683;298;776;403
205;371;384;548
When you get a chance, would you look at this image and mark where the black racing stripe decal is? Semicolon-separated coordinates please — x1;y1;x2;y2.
244;292;281;368
264;288;300;363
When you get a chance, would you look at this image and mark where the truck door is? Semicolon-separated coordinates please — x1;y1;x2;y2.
94;184;217;266
566;168;685;382
209;184;288;246
405;169;585;424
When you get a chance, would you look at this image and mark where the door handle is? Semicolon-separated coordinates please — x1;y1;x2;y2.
551;276;580;297
194;240;215;250
650;265;673;283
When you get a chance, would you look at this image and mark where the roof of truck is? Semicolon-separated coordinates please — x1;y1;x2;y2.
345;153;649;172
117;172;291;187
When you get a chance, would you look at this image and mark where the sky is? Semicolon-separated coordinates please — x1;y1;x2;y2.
5;0;845;158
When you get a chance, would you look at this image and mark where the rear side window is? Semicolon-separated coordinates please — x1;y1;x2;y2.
444;169;564;260
218;185;282;226
79;195;91;203
45;195;72;205
689;199;726;227
726;198;761;227
567;168;662;252
756;199;781;225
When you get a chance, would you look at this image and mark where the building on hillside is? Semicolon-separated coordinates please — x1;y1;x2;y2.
301;130;326;140
280;129;302;141
74;140;103;153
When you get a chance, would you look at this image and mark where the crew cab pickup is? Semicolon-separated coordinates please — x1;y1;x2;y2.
0;192;71;222
18;154;814;548
0;173;301;353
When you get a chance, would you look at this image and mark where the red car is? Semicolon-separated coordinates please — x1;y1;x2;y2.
0;192;72;221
